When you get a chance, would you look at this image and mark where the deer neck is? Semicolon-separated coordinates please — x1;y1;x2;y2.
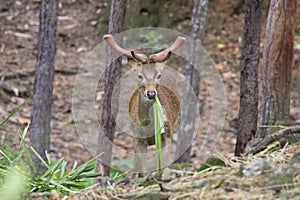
138;90;154;126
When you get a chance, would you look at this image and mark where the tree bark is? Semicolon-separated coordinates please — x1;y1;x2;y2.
258;0;297;138
30;0;58;173
97;0;127;177
234;0;262;156
176;0;208;163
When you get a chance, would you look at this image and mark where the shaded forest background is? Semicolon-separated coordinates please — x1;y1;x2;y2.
1;0;300;169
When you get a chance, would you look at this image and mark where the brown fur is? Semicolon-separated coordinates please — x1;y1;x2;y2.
103;34;185;175
129;68;181;174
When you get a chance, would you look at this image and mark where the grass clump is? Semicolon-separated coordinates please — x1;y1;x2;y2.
0;102;105;198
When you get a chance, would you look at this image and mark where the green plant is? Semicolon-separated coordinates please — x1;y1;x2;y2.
153;96;167;171
198;157;226;171
0;102;104;197
0;125;102;195
110;166;127;180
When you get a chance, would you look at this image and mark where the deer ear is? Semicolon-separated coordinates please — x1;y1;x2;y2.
121;56;128;65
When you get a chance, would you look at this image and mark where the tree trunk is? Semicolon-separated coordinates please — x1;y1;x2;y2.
234;0;262;156
258;0;297;138
176;0;208;163
97;0;127;177
30;0;58;173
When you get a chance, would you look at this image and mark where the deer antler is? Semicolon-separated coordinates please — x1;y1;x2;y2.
103;34;148;63
149;36;186;63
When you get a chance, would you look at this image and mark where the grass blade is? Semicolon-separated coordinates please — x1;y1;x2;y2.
0;98;29;127
1;141;15;160
30;147;49;169
46;151;52;165
40;157;64;179
0;147;12;163
60;160;67;179
71;160;78;172
19;128;36;173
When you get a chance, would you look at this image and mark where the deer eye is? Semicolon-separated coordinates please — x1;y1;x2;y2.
156;74;162;80
137;74;144;81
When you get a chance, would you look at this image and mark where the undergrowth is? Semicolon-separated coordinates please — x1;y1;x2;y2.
0;102;124;199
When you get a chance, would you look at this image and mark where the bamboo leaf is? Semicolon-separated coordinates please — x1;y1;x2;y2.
154;96;166;171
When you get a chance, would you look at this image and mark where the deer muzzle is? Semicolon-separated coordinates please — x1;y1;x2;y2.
146;91;156;99
143;83;157;100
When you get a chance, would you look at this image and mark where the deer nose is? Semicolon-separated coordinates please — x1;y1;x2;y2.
146;91;156;99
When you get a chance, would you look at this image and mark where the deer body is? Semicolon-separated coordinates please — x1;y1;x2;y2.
103;34;186;174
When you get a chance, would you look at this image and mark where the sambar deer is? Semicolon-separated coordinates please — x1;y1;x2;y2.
103;34;186;174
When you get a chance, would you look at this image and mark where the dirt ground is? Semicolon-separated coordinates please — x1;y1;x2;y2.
0;0;300;171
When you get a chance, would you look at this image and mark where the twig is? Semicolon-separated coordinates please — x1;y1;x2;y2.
4;31;33;39
246;126;300;155
0;69;78;80
0;71;35;80
54;69;78;75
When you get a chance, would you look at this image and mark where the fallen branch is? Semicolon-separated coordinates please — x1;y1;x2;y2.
246;126;300;155
0;69;78;80
0;71;35;80
55;68;78;75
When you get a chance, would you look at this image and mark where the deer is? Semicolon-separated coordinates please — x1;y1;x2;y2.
103;34;186;175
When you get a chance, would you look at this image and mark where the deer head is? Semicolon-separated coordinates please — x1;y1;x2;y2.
103;34;186;100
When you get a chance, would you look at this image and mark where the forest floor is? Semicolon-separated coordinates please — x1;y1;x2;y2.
1;0;300;199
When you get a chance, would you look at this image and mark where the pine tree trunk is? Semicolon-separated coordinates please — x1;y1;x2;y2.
97;0;127;177
234;0;262;156
176;0;208;163
258;0;297;138
30;0;58;173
